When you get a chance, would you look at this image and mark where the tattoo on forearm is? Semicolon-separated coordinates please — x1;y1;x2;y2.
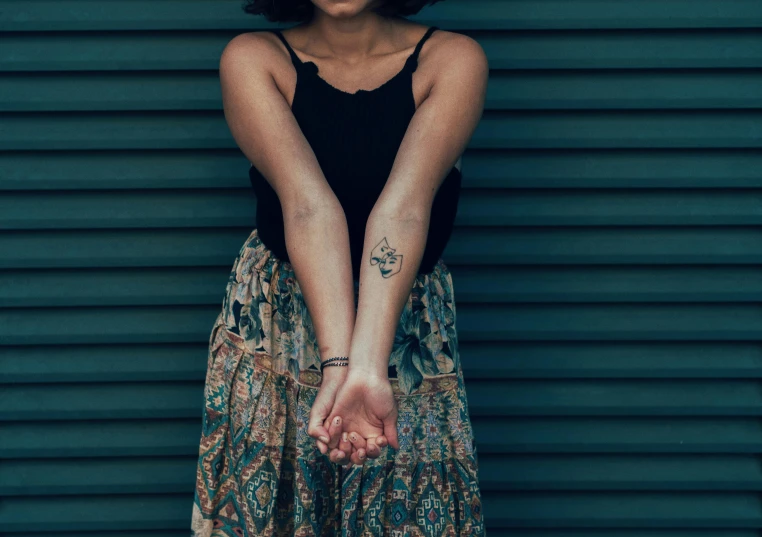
370;237;403;278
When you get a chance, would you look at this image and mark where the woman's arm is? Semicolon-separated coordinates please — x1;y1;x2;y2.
219;33;355;378
324;31;489;465
349;31;489;377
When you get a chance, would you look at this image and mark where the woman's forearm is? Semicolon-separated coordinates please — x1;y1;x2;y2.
348;206;430;377
283;198;356;363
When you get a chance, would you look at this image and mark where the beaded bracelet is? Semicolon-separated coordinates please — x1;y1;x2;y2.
321;361;348;373
320;356;349;374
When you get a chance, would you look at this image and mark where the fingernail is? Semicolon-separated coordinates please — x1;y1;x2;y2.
319;436;329;443
337;451;345;459
350;434;356;442
342;432;348;442
358;450;365;459
334;417;341;425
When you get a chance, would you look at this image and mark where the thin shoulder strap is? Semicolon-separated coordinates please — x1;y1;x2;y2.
269;29;303;68
408;26;439;71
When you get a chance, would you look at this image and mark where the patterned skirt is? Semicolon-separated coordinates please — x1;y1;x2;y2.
191;227;485;536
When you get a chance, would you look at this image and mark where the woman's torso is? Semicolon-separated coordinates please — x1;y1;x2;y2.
249;23;463;280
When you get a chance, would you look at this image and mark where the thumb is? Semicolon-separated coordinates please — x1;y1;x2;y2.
382;407;400;450
307;397;331;444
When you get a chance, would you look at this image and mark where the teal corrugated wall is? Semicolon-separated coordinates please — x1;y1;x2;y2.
1;0;762;534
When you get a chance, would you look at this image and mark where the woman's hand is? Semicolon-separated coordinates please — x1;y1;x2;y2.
307;366;349;454
324;368;400;465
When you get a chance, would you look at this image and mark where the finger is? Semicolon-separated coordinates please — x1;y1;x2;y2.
329;448;346;464
339;432;352;455
383;409;400;450
326;416;343;449
364;437;381;459
348;431;367;453
336;443;353;466
317;439;328;455
375;435;387;449
307;410;331;445
330;447;351;465
349;447;366;466
310;425;331;445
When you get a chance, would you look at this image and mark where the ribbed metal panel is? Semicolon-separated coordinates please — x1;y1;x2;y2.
1;0;761;533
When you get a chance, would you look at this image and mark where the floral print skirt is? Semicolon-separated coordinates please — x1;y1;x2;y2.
191;227;485;536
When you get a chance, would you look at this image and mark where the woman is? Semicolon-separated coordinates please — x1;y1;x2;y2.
191;0;488;534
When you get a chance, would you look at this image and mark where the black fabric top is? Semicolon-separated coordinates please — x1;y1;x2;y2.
249;25;462;281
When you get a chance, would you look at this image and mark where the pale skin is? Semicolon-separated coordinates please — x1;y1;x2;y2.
219;0;488;466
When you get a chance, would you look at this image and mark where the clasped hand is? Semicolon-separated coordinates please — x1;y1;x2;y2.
308;366;399;465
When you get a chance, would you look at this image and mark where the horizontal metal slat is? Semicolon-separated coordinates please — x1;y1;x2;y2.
481;533;761;537
0;491;760;530
460;341;762;378
1;227;761;268
3;417;760;459
0;228;248;268
5;533;190;537
480;491;762;527
467;379;762;416
2;266;762;309
0;189;258;229
0;420;201;459
487;71;762;110
2;150;760;190
459;150;762;189
0;267;230;308
3;111;762;150
477;454;762;491
459;189;762;226
471;417;762;453
459;303;762;340
1;188;761;229
0;494;188;531
0;457;193;496
0;305;222;345
444;227;762;264
0;151;249;191
0;382;204;421
5;454;762;495
0;343;207;383
2;31;761;71
2;341;762;384
2;71;762;112
21;533;749;537
452;266;762;302
2;378;762;421
374;532;758;537
1;303;761;345
2;0;762;31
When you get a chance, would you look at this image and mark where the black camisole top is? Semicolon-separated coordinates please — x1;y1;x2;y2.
249;25;462;281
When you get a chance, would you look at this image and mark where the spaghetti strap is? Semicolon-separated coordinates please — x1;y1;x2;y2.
407;26;439;71
269;29;303;68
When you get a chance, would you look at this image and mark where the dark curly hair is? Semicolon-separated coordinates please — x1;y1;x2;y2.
243;0;444;23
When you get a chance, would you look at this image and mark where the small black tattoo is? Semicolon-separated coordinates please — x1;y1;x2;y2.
370;237;403;278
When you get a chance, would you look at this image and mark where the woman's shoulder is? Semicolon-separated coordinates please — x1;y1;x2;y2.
422;27;486;70
412;27;487;97
219;30;299;84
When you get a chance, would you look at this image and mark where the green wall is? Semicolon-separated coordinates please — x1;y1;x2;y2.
1;0;761;534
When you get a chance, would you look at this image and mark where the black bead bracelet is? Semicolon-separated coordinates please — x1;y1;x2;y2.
320;356;349;374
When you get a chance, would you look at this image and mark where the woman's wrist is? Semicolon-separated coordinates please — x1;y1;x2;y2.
319;359;349;385
347;362;388;380
348;341;391;379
